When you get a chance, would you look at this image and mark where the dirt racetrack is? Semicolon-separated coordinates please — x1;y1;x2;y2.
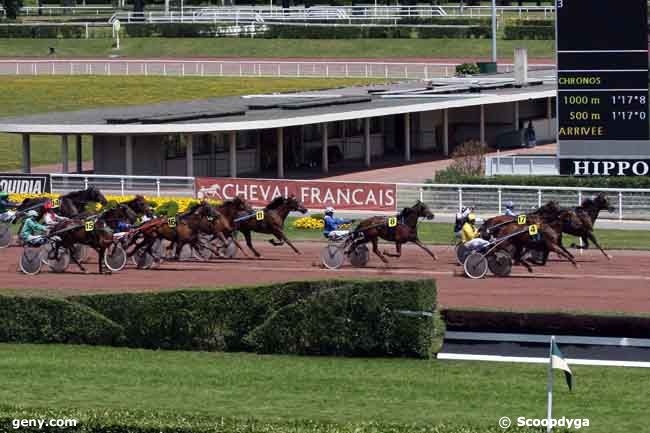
1;241;649;314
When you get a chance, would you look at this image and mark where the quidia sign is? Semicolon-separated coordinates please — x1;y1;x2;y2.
560;159;650;176
0;173;51;194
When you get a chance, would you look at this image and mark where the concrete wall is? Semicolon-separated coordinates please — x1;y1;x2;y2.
93;135;125;174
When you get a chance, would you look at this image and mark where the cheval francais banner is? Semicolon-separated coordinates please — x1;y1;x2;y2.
195;177;397;212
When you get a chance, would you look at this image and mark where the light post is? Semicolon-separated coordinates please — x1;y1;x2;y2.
491;0;497;62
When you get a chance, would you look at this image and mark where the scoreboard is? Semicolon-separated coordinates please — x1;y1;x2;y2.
557;0;650;176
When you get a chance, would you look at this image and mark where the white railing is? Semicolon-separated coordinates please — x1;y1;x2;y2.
0;59;541;79
49;173;650;221
108;5;555;24
50;174;195;197
485;154;559;176
14;5;115;15
397;183;650;221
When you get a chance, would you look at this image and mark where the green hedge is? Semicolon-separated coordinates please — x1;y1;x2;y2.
265;24;490;39
0;279;439;358
0;25;88;38
432;172;650;188
246;280;439;357
0;408;538;433
503;25;554;40
0;296;123;345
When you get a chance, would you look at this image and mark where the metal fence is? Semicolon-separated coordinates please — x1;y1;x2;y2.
108;5;556;24
50;174;195;197
0;59;546;79
49;173;650;221
485;154;559;176
397;183;650;221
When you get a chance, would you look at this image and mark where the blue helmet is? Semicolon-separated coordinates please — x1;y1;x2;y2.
505;201;514;209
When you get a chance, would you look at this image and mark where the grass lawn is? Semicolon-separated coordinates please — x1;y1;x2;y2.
281;218;650;250
0;38;555;59
0;76;380;171
0;343;646;433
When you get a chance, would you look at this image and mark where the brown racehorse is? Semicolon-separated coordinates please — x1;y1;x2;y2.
235;195;307;257
494;212;580;272
565;192;614;259
49;216;114;274
351;200;437;264
151;202;226;260
183;200;248;257
482;196;613;260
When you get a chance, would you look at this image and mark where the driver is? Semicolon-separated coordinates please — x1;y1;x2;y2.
461;213;491;252
323;207;353;240
43;200;68;227
20;210;48;245
504;201;517;217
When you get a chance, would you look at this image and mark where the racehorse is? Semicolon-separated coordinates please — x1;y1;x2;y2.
134;202;224;261
565;193;614;258
59;186;108;217
176;200;248;258
101;204;139;231
121;195;151;217
351;200;437;264
235;195;308;257
48;216;115;274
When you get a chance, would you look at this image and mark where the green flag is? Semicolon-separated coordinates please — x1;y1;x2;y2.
551;340;573;391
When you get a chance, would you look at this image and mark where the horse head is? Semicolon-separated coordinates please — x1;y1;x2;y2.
593;193;615;213
231;195;252;212
130;194;150;215
413;200;434;220
286;195;308;214
87;186;108;206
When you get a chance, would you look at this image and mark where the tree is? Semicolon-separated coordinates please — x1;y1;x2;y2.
1;0;22;20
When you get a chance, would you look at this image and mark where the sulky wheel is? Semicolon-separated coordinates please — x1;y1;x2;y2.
464;251;488;279
218;237;238;259
455;243;471;265
104;243;127;272
20;247;42;275
48;247;70;273
0;223;12;248
135;250;155;270
321;244;345;270
487;251;513;277
348;244;369;267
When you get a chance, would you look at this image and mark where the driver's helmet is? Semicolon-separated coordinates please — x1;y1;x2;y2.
44;201;53;210
0;192;8;199
505;201;514;209
467;213;476;224
26;210;39;218
325;207;335;215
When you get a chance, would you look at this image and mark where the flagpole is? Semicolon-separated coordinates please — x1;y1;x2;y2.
547;335;554;433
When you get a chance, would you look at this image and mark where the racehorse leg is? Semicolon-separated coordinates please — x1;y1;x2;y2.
513;246;533;273
371;238;389;264
242;230;261;257
228;233;249;258
412;238;438;261
586;231;612;260
383;242;402;258
69;247;87;274
273;230;301;255
545;240;579;268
